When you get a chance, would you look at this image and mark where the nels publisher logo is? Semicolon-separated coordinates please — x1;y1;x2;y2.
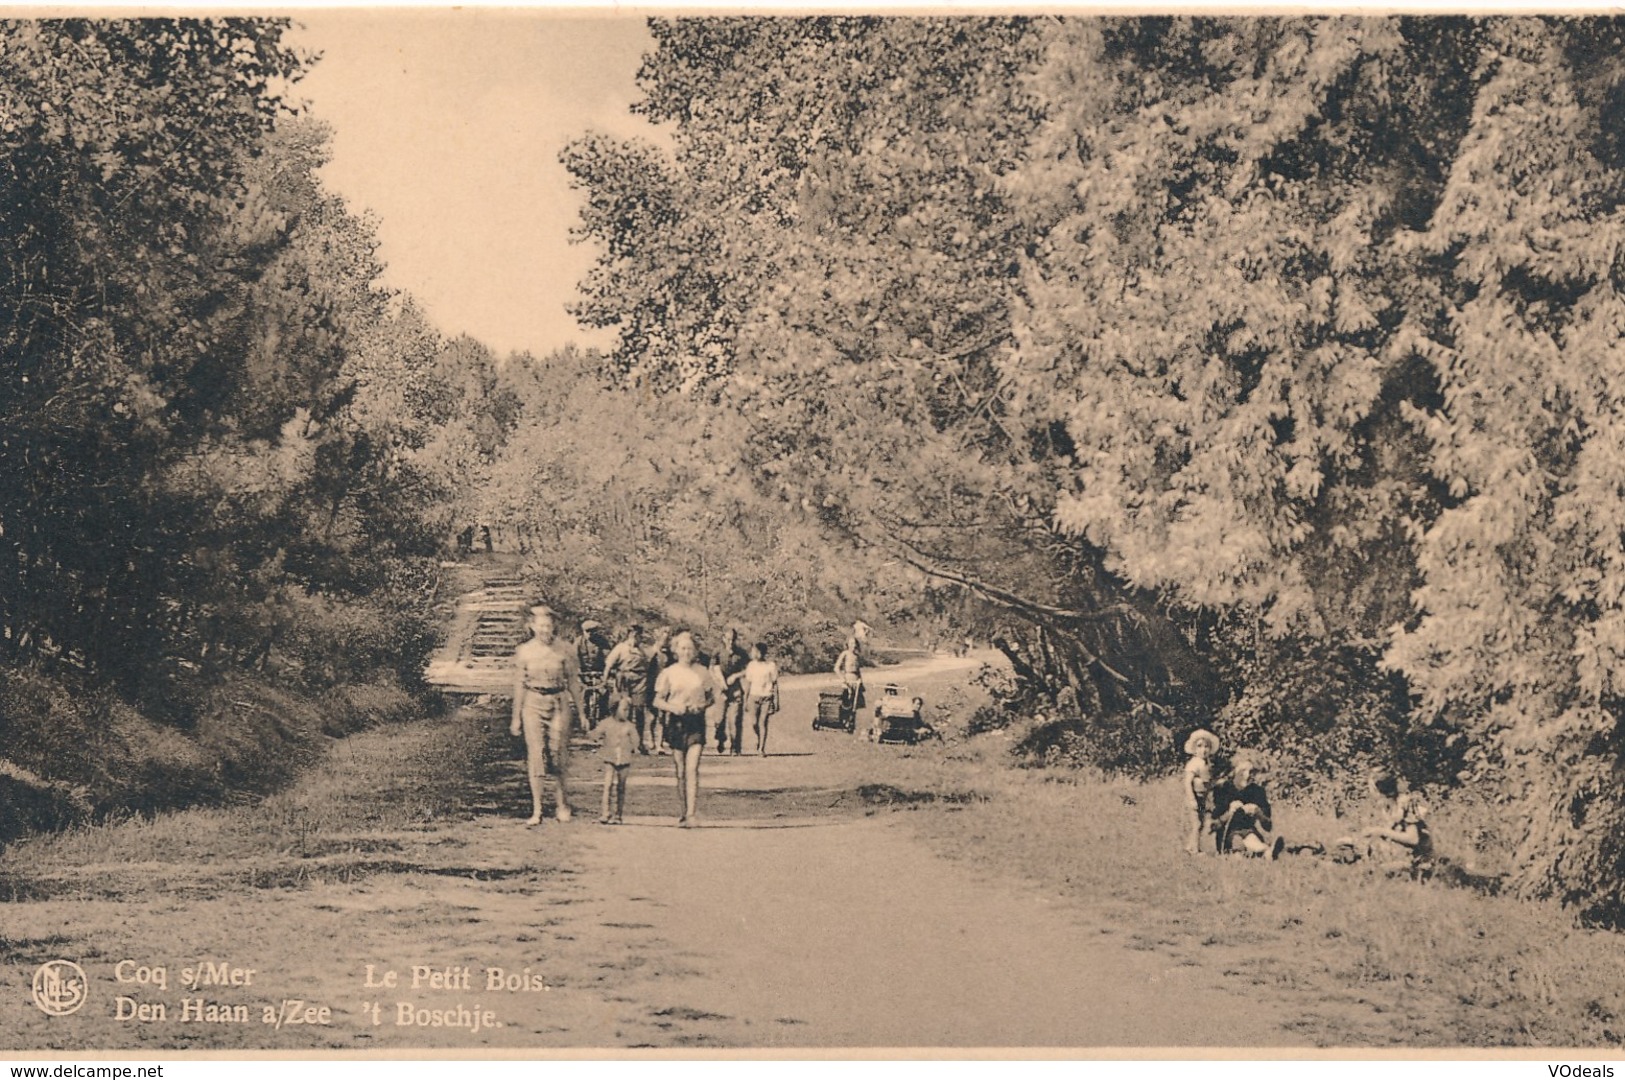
32;959;88;1016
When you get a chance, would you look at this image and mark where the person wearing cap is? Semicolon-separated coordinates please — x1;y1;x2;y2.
575;619;611;729
1212;753;1283;858
1182;728;1219;855
605;623;656;754
510;605;582;825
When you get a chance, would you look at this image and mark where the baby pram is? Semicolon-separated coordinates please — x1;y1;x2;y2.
813;688;859;733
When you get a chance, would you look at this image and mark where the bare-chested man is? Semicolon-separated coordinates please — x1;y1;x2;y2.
510;606;581;825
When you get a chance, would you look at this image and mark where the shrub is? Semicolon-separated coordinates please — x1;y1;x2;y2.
762;620;845;675
1214;637;1465;805
1009;702;1182;781
321;680;422;737
274;589;441;694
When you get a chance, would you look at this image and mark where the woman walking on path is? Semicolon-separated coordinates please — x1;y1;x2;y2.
654;631;717;826
510;605;582;825
742;642;780;756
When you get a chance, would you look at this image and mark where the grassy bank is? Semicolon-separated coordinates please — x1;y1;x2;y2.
0;704;595;1053
0;666;433;845
0;561;451;845
0;701;512;903
868;740;1625;1048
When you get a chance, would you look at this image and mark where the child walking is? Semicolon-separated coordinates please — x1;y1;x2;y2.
598;698;640;824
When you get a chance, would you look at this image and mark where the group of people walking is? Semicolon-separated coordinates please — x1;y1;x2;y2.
509;606;781;828
1181;728;1433;874
515;604;1433;868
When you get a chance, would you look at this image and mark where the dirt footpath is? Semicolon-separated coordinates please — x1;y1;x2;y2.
536;660;1289;1048
567;818;1283;1047
2;657;1296;1051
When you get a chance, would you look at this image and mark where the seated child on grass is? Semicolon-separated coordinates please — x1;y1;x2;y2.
1328;767;1433;874
1360;768;1432;873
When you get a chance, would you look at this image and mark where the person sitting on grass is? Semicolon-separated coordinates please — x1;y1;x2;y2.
1326;768;1433;873
1182;728;1219;855
1211;752;1283;859
598;697;640;825
1360;768;1433;875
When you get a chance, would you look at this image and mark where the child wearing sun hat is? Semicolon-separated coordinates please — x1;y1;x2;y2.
1182;728;1220;855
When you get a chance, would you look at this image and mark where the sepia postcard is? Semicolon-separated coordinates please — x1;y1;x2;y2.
2;8;1624;1062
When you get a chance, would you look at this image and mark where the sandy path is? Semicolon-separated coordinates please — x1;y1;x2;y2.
566;814;1285;1048
2;656;1297;1051
532;659;1292;1048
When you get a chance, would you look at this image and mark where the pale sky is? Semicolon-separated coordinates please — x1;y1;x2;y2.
288;13;663;358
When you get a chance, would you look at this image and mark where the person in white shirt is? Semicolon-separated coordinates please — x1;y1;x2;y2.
653;631;718;827
741;642;781;756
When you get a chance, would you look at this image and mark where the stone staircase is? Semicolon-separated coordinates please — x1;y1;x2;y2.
424;574;533;697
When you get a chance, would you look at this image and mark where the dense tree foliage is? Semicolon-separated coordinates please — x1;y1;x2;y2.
566;18;1216;717
564;15;1625;921
468;345;926;669
0;19;469;826
14;14;1622;925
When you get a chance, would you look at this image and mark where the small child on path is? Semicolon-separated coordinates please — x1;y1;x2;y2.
1183;728;1219;855
598;698;640;824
